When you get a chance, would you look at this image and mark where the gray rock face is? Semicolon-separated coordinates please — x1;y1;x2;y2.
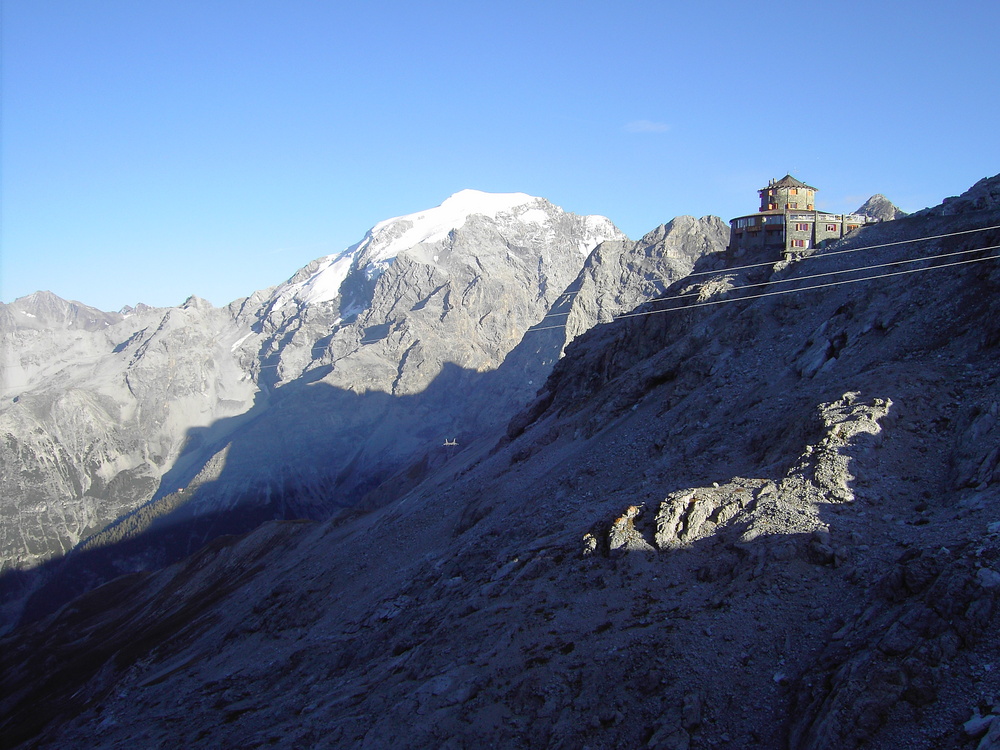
558;216;729;345
322;195;613;367
0;296;257;580
497;215;729;418
250;190;626;393
855;193;907;222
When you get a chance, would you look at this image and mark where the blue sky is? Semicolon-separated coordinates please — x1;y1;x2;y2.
2;0;998;311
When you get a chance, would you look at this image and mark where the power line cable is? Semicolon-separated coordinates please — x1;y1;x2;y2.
682;222;1000;278
549;223;1000;303
538;243;1000;322
618;253;1000;319
525;248;1000;333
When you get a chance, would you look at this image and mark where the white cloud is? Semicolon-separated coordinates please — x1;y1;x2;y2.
624;120;670;134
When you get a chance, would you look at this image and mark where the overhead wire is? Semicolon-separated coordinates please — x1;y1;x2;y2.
676;222;1000;278
547;222;1000;304
617;252;999;318
538;242;1000;322
523;245;1000;333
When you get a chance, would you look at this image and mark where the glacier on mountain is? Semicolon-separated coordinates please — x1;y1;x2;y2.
267;189;620;312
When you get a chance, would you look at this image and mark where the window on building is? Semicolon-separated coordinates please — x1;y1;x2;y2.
791;188;798;195
847;224;859;232
789;203;798;209
795;223;809;231
792;239;808;248
826;224;838;232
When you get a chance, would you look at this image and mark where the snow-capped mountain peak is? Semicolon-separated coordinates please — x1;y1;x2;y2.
269;190;622;311
364;189;542;260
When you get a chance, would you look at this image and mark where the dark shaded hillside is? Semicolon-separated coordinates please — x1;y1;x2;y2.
2;175;999;749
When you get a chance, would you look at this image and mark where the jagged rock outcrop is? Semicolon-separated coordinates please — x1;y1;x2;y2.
855;193;907;222
557;215;729;345
917;175;1000;216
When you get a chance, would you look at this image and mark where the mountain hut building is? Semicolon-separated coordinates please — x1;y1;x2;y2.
727;175;871;261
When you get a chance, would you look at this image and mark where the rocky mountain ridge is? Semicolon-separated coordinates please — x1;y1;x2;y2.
1;175;997;748
855;194;907;222
0;191;727;629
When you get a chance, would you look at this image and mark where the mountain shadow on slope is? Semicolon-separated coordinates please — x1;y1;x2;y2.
0;300;579;629
0;367;476;625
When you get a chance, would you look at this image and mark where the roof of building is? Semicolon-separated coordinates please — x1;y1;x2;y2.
760;174;818;192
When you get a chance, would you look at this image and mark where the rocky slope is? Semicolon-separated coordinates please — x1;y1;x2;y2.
2;175;997;749
0;192;729;629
